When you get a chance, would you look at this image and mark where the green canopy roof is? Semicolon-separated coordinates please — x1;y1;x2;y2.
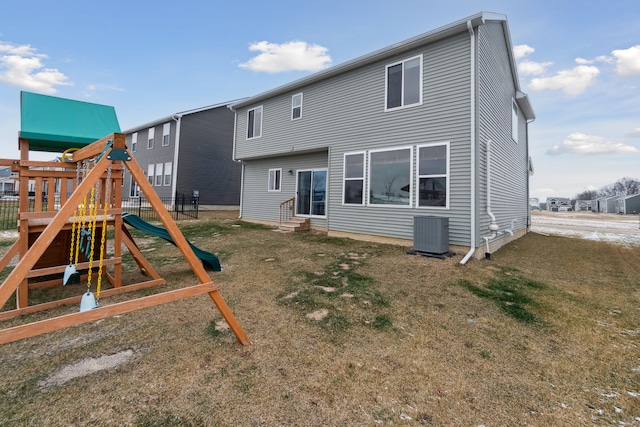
19;91;120;153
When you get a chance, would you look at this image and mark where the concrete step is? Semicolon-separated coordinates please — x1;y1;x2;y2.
278;217;310;232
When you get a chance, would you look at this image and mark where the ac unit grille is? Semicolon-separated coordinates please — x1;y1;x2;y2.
413;216;449;254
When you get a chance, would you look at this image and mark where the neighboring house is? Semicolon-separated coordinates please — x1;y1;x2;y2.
529;198;539;210
614;194;640;214
230;12;535;260
593;195;621;213
0;167;15;195
123;102;242;208
574;199;592;212
546;197;571;212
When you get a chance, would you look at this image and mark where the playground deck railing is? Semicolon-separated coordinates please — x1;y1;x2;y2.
0;194;199;231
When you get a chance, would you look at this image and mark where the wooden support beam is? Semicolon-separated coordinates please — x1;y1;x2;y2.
0;282;213;344
0;278;166;321
125;152;250;346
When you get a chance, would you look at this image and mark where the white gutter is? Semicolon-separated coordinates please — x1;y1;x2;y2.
460;20;478;265
170;114;181;201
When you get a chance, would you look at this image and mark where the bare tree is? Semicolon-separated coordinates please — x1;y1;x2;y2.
383;174;398;201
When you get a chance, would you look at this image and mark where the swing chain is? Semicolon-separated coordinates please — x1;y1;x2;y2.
85;169;100;291
96;165;112;300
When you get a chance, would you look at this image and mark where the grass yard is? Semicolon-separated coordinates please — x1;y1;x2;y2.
0;211;639;426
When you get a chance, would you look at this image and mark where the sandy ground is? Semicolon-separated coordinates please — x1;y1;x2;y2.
531;210;640;247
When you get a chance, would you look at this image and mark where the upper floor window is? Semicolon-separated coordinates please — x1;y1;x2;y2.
268;169;281;192
247;106;263;139
131;132;137;152
512;99;519;142
386;55;422;110
162;123;170;147
147;127;155;149
343;152;365;205
292;93;303;120
417;143;449;209
368;147;412;206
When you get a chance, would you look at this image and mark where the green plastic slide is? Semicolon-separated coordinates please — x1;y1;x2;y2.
122;213;221;272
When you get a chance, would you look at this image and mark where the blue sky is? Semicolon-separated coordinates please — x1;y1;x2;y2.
1;0;638;201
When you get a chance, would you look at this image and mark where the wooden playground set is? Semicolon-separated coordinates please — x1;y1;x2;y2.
0;92;249;346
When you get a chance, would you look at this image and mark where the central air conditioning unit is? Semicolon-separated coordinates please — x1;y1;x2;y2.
413;216;449;254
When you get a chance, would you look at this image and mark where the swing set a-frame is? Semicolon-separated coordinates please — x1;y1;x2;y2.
0;92;249;346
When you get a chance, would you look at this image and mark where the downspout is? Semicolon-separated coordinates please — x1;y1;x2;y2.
482;139;500;259
460;20;477;265
485;139;499;232
171;114;181;202
229;105;243;218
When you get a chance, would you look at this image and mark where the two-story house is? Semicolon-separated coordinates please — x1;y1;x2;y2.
231;12;535;261
123;102;242;209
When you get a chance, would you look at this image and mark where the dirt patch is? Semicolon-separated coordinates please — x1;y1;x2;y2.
38;349;135;388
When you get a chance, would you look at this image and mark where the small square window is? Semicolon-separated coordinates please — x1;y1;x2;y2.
268;169;281;192
386;55;423;110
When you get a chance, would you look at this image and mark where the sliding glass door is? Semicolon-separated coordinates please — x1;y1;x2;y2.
296;169;327;216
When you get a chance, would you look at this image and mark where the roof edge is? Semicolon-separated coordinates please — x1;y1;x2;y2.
231;12;505;109
122;98;248;134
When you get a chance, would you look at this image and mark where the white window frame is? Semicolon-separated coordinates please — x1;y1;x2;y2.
342;151;366;206
162;123;170;147
147;127;155;149
416;142;450;210
147;164;154;185
155;163;163;186
131;132;137;152
268;168;282;192
164;162;172;186
512;99;519;142
291;93;303;120
367;146;413;208
129;174;139;197
385;54;423;111
247;106;263;139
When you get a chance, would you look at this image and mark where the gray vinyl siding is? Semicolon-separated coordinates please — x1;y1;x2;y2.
241;151;328;228
125;121;177;199
175;108;240;206
476;22;529;241
236;31;473;245
124;106;241;206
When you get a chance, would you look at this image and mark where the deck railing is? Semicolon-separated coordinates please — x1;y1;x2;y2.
279;197;295;224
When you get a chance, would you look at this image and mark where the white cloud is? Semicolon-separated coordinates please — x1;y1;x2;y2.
513;44;534;59
529;64;599;96
611;45;640;76
546;132;639;156
0;41;71;94
518;60;553;76
239;40;331;73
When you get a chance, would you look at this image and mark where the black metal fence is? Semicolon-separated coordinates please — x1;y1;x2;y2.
0;193;199;231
